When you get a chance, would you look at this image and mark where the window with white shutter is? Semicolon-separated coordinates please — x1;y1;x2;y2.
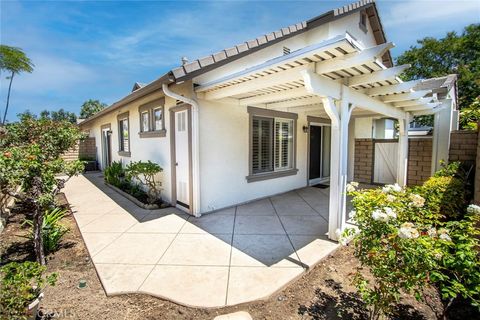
252;116;273;174
274;118;293;170
248;107;297;182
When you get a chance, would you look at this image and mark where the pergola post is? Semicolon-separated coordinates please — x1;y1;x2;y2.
321;97;341;240
396;113;410;186
321;93;353;240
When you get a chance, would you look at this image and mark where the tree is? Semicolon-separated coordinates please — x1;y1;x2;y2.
40;108;77;123
396;24;480;128
0;45;34;125
0;114;84;264
79;99;107;119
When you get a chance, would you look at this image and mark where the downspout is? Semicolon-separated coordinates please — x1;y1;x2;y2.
162;83;201;217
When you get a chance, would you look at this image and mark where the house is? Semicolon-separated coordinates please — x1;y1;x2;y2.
79;0;458;241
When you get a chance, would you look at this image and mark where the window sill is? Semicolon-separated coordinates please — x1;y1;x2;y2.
118;151;131;157
139;129;166;138
246;168;298;183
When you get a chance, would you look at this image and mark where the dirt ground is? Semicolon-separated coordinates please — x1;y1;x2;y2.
1;196;477;320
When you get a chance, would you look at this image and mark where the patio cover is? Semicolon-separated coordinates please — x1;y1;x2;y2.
194;33;453;240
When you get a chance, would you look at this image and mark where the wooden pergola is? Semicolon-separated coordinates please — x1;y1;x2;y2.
195;33;450;240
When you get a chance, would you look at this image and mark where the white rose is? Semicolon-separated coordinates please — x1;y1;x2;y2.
384;207;397;220
439;233;451;241
346;184;356;192
348;210;356;219
467;204;480;215
372;209;388;222
409;194;425;208
427;227;437;237
386;195;396;202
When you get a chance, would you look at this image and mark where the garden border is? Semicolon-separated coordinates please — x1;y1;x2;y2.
104;182;160;210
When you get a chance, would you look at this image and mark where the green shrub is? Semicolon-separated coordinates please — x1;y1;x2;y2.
104;161;124;187
23;207;69;254
343;178;480;319
0;261;57;320
432;205;480;310
420;175;465;221
125;160;162;204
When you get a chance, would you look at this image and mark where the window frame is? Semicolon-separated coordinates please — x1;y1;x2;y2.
117;111;131;157
138;97;166;138
247;106;298;183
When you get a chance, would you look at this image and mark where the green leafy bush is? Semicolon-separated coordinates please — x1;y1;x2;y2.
24;207;69;254
420;175;465;221
125;160;162;204
0;261;57;320
343;178;480;319
104;161;124;187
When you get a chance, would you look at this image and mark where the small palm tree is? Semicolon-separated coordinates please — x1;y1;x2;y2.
0;45;34;124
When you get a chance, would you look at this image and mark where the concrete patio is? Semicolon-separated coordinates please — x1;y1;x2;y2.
64;173;339;307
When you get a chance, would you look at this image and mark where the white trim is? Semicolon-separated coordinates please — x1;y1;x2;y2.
162;84;201;217
346;64;411;87
365;80;421;96
314;42;394;74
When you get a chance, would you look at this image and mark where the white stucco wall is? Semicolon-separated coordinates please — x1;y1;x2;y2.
197;99;309;212
80;82;194;205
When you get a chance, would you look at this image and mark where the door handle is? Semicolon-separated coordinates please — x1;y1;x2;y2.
175;162;178;166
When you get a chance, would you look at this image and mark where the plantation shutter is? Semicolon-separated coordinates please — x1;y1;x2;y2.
252;116;273;174
274;119;293;170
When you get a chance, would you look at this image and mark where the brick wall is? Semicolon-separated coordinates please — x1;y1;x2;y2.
407;138;432;186
449;130;477;167
62;137;96;162
354;139;373;183
475;128;480;204
353;138;432;186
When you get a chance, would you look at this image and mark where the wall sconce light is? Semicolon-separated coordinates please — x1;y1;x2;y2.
302;125;309;133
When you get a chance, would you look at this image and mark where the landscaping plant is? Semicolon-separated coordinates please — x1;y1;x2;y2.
104;161;124;187
0;261;57;320
125;160;163;204
342;163;479;319
23;207;69;254
0;113;84;265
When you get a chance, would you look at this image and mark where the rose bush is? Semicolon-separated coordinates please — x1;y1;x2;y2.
342;163;479;319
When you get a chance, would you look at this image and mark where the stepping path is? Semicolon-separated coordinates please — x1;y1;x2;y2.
64;173;339;307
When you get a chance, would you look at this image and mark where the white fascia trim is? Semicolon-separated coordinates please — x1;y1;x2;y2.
162;83;201;217
196;33;356;93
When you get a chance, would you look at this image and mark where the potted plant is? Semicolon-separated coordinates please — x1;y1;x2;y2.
0;261;57;320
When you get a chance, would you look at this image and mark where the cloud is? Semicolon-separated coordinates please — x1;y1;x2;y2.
383;0;480;28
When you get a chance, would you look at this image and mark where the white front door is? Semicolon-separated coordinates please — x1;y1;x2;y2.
174;109;190;209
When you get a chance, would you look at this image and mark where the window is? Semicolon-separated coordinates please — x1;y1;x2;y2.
141;111;149;132
154;108;163;131
117;112;130;156
248;107;297;182
138;98;166;138
359;10;368;32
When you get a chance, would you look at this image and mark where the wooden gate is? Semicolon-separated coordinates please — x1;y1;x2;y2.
373;139;398;184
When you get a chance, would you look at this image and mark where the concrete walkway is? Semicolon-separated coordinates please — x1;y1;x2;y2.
64;173;338;308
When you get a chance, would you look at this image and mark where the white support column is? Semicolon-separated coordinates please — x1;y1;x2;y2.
337;92;354;238
321;97;342;240
396;113;410;186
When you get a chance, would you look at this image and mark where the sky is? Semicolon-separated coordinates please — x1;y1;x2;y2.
1;0;479;121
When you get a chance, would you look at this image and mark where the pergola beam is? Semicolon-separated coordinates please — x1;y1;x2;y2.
204;64;311;100
302;70;406;119
315;42;394;75
266;96;322;109
381;90;430;103
365;80;421;96
393;98;432;107
346;64;411;86
239;87;310;105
